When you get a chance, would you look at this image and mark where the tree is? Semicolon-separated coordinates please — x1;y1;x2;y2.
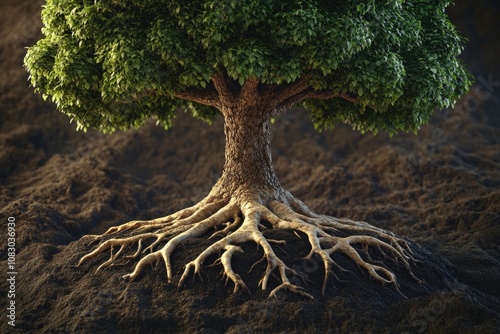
25;0;470;297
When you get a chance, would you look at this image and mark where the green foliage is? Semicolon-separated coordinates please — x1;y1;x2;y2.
306;0;471;135
25;0;470;134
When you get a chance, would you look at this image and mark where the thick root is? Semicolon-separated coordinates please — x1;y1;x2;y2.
78;193;418;298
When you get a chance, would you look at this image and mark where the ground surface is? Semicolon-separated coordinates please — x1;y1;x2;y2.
1;1;500;333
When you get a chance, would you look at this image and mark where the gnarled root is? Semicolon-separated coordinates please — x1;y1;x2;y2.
78;192;418;298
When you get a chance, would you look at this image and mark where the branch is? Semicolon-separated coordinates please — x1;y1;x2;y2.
273;75;311;105
211;71;235;107
308;91;357;103
174;87;220;108
334;93;358;104
110;88;220;108
274;88;358;116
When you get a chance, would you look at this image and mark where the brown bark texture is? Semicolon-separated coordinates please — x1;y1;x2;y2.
78;73;418;297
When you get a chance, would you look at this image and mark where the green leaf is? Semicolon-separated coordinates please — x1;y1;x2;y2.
24;0;471;135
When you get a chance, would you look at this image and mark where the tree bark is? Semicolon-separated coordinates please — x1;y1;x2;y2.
80;78;418;296
211;101;282;200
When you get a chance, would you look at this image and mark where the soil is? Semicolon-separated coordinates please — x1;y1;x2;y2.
1;1;499;333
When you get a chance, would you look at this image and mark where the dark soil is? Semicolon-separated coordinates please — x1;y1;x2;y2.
1;1;499;333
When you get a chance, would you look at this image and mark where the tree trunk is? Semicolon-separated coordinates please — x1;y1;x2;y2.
211;102;283;200
80;84;418;296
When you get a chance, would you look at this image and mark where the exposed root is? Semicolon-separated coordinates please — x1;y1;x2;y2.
78;192;419;298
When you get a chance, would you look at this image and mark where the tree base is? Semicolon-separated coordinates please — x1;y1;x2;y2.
78;190;419;298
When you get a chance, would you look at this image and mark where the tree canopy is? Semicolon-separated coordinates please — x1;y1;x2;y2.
25;0;471;135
